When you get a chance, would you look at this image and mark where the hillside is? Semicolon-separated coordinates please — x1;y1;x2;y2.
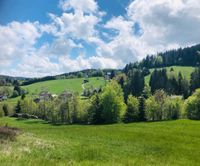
22;77;106;95
1;117;200;165
145;66;194;84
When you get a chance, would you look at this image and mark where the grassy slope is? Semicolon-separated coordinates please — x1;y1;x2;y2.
145;66;194;85
22;77;106;95
0;117;200;165
0;77;105;107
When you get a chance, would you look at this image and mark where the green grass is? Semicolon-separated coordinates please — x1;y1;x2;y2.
21;77;106;95
145;66;195;85
0;77;106;108
0;117;200;165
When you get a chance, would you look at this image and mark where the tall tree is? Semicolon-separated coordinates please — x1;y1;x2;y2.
124;95;139;123
125;69;144;99
190;67;200;92
101;81;126;124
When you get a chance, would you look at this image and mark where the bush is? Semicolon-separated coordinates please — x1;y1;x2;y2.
145;96;160;121
0;108;4;117
164;98;182;120
3;104;9;116
145;90;183;121
185;89;200;120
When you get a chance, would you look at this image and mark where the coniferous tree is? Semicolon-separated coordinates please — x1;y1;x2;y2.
177;72;183;94
138;96;146;121
125;69;144;99
190;67;200;92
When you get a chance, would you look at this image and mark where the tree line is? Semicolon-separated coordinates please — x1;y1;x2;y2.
125;44;200;69
1;79;200;124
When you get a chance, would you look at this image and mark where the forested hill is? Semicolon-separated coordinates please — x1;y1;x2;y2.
21;69;120;86
125;44;200;71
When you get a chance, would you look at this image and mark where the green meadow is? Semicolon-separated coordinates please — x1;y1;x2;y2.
0;77;105;109
0;117;200;165
21;77;106;95
145;66;194;84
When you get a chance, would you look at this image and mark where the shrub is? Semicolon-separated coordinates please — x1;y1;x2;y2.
164;98;182;120
3;104;9;116
145;96;160;121
145;90;183;121
185;89;200;120
0;108;4;117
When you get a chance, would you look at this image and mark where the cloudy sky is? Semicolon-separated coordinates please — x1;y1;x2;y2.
0;0;200;77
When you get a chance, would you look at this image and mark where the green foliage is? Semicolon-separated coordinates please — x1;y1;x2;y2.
149;68;191;96
101;81;126;124
164;98;182;120
185;89;200;120
145;90;183;121
142;85;151;99
0;86;12;97
124;95;139;123
13;85;22;96
125;69;144;99
145;66;194;85
155;55;163;67
2;104;9;116
0;107;4;117
57;93;79;124
145;96;160;121
138;96;146;121
114;73;127;88
88;94;103;124
12;90;19;98
190;67;200;92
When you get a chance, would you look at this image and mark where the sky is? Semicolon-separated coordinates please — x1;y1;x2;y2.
0;0;200;77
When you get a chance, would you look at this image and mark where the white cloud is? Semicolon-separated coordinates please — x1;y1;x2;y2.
49;11;100;40
1;0;200;77
59;55;119;72
97;0;200;65
127;0;200;49
16;54;60;77
0;21;41;66
59;0;98;14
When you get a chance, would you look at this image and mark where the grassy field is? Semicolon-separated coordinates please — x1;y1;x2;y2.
0;117;200;165
21;77;106;95
0;77;106;108
145;66;194;85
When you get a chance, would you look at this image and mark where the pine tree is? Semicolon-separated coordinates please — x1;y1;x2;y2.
138;96;146;121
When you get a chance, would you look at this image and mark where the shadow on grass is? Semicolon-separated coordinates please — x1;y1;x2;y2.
11;117;181;127
15;118;49;125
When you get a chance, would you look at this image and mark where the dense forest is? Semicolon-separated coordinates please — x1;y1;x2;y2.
124;44;200;69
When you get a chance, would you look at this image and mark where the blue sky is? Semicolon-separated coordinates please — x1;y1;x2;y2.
0;0;199;77
0;0;130;24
